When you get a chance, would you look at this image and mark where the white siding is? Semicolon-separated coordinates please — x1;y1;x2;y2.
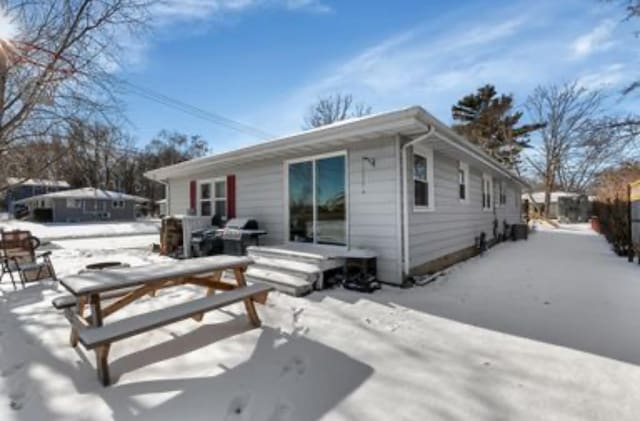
165;137;402;284
407;149;522;272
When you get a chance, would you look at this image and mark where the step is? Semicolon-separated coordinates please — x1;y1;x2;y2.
250;255;322;276
247;246;328;263
248;249;345;272
245;266;313;296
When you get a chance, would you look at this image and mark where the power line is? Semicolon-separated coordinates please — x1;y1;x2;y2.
118;79;274;140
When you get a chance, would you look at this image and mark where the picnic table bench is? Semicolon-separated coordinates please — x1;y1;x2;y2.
54;255;272;386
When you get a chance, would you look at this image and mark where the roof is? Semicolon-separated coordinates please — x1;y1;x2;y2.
15;188;148;204
6;177;70;188
144;105;529;188
523;191;588;203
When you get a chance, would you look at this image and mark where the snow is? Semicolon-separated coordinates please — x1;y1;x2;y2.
1;224;640;420
0;220;160;242
14;187;148;204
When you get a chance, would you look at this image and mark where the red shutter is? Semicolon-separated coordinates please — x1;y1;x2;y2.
227;174;236;219
189;180;197;213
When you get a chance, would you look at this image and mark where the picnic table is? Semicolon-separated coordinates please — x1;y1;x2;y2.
55;255;272;386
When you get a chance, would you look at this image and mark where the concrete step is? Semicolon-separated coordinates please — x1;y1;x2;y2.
247;247;345;272
250;255;322;276
245;266;314;296
247;246;327;263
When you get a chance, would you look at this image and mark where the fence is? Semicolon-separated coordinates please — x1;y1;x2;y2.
592;180;640;260
631;181;640;258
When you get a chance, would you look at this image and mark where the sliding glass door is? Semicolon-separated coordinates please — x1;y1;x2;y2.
288;153;346;246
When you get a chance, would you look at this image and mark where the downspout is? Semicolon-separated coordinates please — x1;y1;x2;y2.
401;125;434;279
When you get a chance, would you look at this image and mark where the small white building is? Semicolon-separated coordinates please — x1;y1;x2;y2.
146;106;529;287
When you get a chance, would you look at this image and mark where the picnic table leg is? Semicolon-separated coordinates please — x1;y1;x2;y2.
96;344;111;387
88;294;111;386
69;296;86;348
192;271;221;322
233;268;261;328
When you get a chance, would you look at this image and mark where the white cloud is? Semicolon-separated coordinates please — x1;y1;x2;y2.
151;0;331;23
571;19;617;59
248;17;533;134
576;63;627;90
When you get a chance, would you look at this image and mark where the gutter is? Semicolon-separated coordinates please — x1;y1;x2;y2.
400;125;434;278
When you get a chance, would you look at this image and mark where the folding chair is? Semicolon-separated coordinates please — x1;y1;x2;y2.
0;230;57;289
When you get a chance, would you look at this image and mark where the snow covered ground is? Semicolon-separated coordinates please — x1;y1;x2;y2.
0;219;160;241
1;224;639;420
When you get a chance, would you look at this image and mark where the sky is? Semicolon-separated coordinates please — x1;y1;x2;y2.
114;0;640;152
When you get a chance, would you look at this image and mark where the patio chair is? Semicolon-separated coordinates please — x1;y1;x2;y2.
0;230;57;289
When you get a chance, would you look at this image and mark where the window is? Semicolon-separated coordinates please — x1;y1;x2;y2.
498;182;507;206
287;153;347;246
66;199;83;209
112;200;125;209
458;162;469;202
482;174;493;211
413;146;434;210
198;179;226;218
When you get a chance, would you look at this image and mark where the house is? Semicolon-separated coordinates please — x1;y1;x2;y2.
15;187;148;222
145;106;528;287
3;177;70;214
524;191;593;222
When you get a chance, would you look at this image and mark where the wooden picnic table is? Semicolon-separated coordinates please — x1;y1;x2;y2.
56;255;272;386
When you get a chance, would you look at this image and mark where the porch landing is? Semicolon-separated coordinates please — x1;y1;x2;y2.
246;244;376;296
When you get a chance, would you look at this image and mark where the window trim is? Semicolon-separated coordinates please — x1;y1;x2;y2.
458;161;469;203
413;145;435;212
482;173;493;211
283;150;349;248
197;177;227;218
498;181;507;207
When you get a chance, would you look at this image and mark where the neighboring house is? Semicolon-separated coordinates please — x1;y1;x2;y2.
16;187;148;222
157;199;168;217
145;106;528;285
524;191;593;222
4;178;70;213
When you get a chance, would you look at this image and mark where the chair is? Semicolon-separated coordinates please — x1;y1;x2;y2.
0;230;57;289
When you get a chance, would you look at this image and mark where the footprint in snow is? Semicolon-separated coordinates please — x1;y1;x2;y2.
224;392;252;421
280;355;307;378
267;400;292;421
1;361;25;378
9;390;26;411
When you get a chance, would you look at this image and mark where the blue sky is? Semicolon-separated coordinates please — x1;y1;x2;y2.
119;0;640;152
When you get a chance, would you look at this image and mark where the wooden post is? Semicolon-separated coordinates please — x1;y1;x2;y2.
234;267;261;327
95;344;111;387
69;296;86;348
192;271;221;322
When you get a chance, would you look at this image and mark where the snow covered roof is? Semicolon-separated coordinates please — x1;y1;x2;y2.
523;191;587;203
6;177;70;188
15;188;148;204
144;106;529;188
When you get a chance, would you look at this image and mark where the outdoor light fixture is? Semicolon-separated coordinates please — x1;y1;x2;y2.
361;156;376;193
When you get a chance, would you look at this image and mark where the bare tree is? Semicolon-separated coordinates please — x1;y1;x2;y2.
0;0;151;189
303;93;372;129
524;82;605;216
556;116;639;192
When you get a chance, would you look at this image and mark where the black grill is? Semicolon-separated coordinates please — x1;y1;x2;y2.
220;218;267;256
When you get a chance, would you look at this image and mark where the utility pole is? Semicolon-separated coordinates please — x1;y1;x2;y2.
0;39;9;143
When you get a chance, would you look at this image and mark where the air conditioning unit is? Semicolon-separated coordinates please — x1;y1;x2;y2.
99;212;111;220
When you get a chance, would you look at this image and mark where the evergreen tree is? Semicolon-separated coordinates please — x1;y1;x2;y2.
452;84;544;168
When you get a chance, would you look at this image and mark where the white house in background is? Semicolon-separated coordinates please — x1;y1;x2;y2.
523;191;593;222
145;106;528;287
16;187;148;222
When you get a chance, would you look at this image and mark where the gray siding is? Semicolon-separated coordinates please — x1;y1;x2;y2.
167;137;402;283
52;198;136;222
407;147;522;272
